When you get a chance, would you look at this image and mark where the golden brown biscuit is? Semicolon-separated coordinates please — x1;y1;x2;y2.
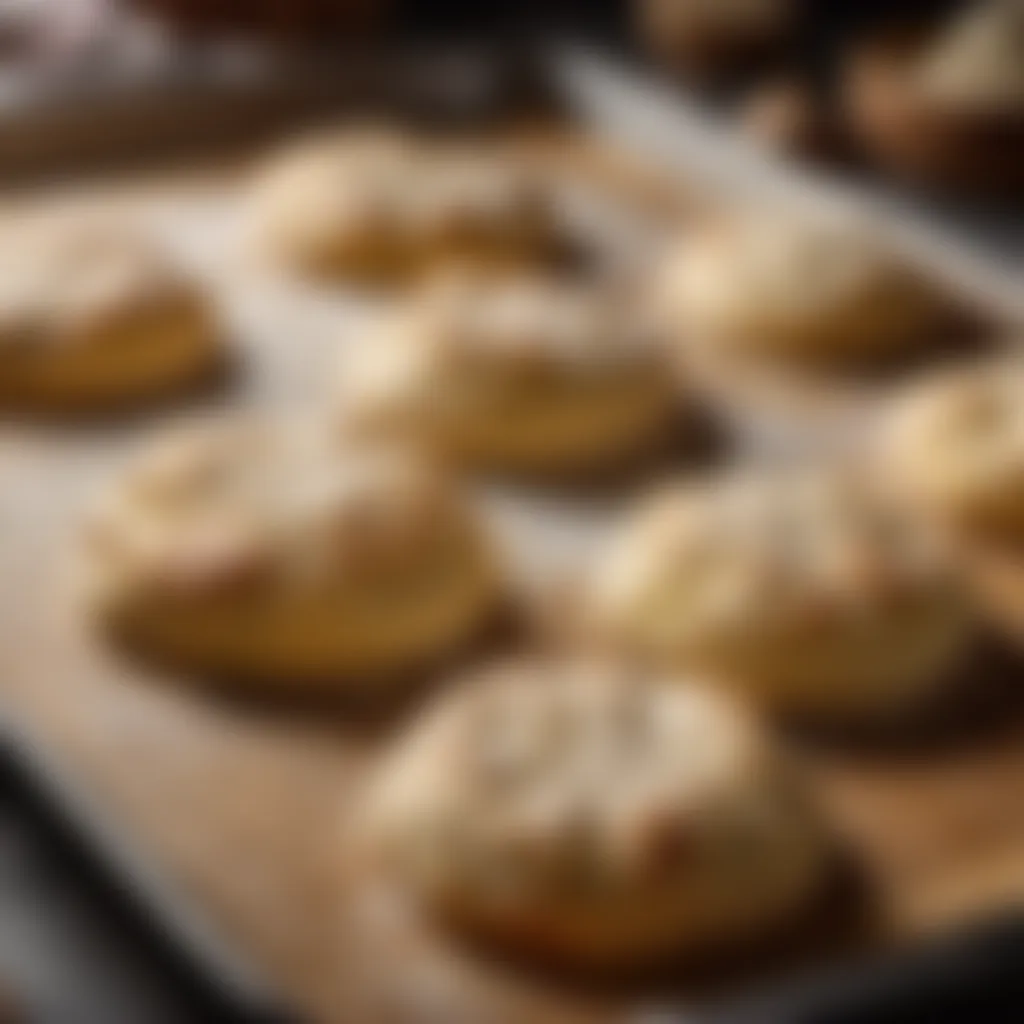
584;467;970;719
846;3;1024;194
659;211;951;370
0;213;219;413
248;131;563;284
81;419;502;691
362;658;829;968
885;360;1024;540
341;271;681;475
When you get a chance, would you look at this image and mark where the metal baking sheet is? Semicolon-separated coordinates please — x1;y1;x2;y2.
0;44;1023;1024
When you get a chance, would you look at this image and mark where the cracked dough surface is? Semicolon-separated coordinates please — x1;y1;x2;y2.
0;212;219;412
659;212;949;367
886;360;1024;539
342;270;680;474
249;131;564;284
81;419;501;690
585;467;970;718
363;658;828;966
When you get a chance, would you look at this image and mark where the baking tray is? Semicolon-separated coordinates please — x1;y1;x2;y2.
1;43;1024;1024
0;717;293;1024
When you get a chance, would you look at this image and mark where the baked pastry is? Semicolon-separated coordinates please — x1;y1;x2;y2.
885;360;1024;540
0;213;219;413
659;211;951;369
341;271;681;475
81;419;501;690
583;468;970;719
248;131;563;284
846;2;1024;193
636;0;794;76
362;658;829;967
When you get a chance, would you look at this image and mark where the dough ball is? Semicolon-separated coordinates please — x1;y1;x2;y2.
81;418;502;691
363;658;829;967
585;467;970;719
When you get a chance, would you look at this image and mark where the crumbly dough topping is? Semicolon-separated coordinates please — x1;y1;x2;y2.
254;131;554;254
86;421;468;600
371;661;792;900
666;213;939;352
353;272;665;412
888;361;1024;515
590;469;951;647
0;215;199;353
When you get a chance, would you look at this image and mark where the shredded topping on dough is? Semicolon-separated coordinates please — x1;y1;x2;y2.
591;469;952;647
0;216;198;353
663;212;944;360
686;216;924;325
87;421;469;599
373;662;794;899
381;273;664;385
888;361;1024;521
255;132;555;258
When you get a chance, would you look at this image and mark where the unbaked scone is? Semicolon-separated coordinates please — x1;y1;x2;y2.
659;212;950;368
341;271;680;475
0;213;219;413
81;419;502;690
248;131;563;284
584;468;970;719
362;659;829;967
637;0;794;76
885;360;1024;540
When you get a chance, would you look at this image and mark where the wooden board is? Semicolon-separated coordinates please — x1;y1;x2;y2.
2;135;1024;1024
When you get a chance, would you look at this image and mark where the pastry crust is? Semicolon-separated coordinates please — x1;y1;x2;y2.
584;468;970;719
341;271;681;475
0;214;219;413
362;659;828;967
81;419;502;690
248;131;563;284
636;0;794;76
659;212;951;369
846;4;1024;193
885;360;1024;540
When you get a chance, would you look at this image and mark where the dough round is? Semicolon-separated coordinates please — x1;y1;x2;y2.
81;420;502;690
637;0;793;75
342;271;680;475
885;360;1024;539
0;213;219;413
363;659;828;967
584;468;970;719
845;3;1024;194
659;212;950;368
249;131;563;284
